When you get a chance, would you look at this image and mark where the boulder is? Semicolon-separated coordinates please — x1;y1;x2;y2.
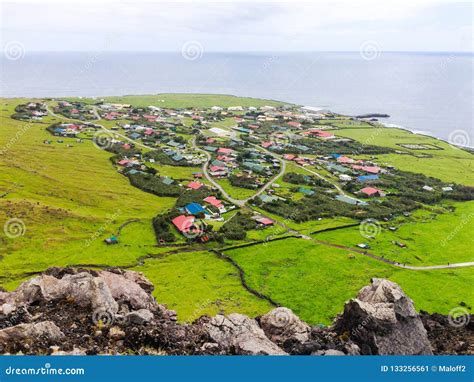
0;321;64;352
99;271;156;311
205;313;287;355
260;307;311;347
126;309;154;325
334;278;432;355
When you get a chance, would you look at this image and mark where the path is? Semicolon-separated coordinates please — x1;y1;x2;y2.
44;103;473;271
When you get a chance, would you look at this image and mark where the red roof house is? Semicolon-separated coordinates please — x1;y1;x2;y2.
362;166;381;174
288;121;302;128
360;187;384;197
217;148;233;154
172;215;200;234
187;181;203;190
203;196;223;208
337;156;354;164
257;217;274;226
261;141;273;148
283;154;296;160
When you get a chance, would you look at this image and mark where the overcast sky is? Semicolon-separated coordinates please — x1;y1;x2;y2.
1;0;472;52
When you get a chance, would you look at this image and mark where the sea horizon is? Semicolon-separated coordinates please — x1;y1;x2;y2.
1;51;472;146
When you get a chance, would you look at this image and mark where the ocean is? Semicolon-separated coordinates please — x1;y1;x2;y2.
0;51;472;145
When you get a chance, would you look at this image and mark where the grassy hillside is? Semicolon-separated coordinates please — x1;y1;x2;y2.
63;93;289;109
334;127;474;185
225;238;474;325
1;95;472;325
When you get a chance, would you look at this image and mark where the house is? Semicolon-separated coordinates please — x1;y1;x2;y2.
161;177;174;185
360;187;384;197
326;163;351;174
193;172;204;178
203;196;226;212
335;195;367;206
187;181;203;190
217;147;233;155
261;141;273;149
256;217;274;226
299;187;315;196
203;146;218;153
339;174;352;182
357;175;379;183
118;159;130;166
442;186;453;192
283;154;296;160
172;215;198;234
337;156;354;164
422;185;434;192
185;203;206;217
362;166;381;174
210;165;226;173
259;194;279;203
288;121;302;128
243;162;264;173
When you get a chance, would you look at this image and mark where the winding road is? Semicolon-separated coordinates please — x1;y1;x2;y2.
45;102;473;271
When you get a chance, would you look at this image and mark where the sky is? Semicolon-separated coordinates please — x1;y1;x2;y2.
0;0;472;52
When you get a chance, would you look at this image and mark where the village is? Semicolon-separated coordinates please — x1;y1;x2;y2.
35;98;473;248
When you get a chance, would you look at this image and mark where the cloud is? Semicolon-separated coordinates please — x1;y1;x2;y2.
1;0;472;52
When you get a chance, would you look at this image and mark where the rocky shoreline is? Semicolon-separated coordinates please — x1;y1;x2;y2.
0;268;471;355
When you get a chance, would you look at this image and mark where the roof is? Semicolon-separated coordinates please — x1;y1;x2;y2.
185;203;206;215
257;217;274;226
362;166;381;174
203;146;218;152
172;215;195;233
360;187;382;196
357;175;379;182
217;147;233;154
203;196;223;207
335;195;367;206
337;156;354;164
210;165;226;172
187;181;203;190
161;177;174;185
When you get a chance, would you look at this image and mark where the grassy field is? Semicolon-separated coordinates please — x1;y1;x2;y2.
313;201;474;266
225;238;474;325
1;95;472;327
335;127;474;185
132;250;272;322
68;94;289;109
214;178;258;200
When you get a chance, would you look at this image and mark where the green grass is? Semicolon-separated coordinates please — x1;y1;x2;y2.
225;238;474;325
214;178;257;200
314;201;474;266
132;250;272;322
335;127;474;185
1;96;473;327
81;94;289;109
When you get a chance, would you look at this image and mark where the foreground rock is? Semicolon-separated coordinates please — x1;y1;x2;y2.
205;314;287;355
0;269;470;355
260;307;311;350
334;278;433;355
